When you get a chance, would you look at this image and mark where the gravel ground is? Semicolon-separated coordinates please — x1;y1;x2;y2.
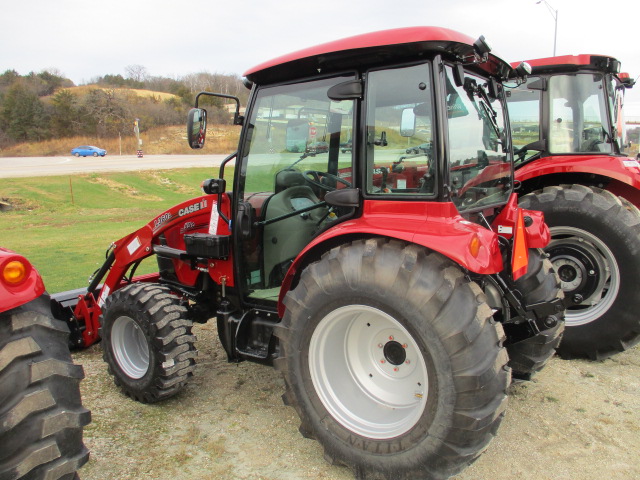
75;322;640;480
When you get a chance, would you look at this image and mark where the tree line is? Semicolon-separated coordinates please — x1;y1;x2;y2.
0;65;249;148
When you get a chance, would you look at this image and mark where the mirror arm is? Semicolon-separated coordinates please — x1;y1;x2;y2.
195;92;243;125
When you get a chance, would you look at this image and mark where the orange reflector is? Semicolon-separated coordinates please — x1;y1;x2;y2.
512;209;529;280
469;234;481;258
3;260;28;285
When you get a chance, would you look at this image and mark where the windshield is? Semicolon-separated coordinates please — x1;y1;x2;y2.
548;74;613;154
444;65;512;212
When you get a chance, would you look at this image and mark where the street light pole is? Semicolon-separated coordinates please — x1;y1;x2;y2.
536;0;558;56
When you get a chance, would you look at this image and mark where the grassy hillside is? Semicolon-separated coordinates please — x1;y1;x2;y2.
56;85;180;101
0;168;223;292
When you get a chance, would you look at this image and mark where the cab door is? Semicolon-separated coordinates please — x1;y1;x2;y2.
234;75;356;305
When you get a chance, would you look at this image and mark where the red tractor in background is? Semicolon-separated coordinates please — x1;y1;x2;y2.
51;27;567;479
506;54;640;359
0;248;89;480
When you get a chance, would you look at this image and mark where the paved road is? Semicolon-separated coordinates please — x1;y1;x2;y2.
0;154;229;178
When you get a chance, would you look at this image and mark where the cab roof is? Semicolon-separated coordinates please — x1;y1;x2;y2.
510;54;621;74
244;26;512;85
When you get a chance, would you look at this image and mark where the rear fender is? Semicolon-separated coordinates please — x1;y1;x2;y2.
277;200;503;316
516;155;640;194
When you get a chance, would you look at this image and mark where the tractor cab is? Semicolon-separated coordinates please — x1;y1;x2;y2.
507;54;635;164
188;28;534;312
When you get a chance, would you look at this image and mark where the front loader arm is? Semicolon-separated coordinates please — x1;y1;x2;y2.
61;194;227;348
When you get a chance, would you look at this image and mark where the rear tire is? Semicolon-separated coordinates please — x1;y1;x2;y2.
275;239;510;480
100;283;197;403
520;185;640;359
0;303;90;480
505;249;564;380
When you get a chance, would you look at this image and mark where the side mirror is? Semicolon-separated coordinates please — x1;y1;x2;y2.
400;109;416;137
187;108;207;149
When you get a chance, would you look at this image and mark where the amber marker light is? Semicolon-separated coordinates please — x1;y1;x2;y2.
468;234;481;258
2;259;29;285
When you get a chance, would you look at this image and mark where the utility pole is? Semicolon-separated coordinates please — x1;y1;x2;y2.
536;0;558;56
134;118;143;158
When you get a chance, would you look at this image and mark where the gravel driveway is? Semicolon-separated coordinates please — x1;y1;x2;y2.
75;322;640;480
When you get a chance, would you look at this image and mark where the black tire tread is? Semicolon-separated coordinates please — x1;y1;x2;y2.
276;239;510;480
100;283;197;403
506;249;565;380
520;184;640;359
0;308;90;480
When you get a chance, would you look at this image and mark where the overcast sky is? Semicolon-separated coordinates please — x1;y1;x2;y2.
2;0;639;118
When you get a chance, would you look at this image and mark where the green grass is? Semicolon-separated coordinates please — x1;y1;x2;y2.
0;168;222;293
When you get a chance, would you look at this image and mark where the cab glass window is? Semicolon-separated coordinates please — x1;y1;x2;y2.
506;76;541;163
444;65;511;212
365;64;436;196
549;74;612;154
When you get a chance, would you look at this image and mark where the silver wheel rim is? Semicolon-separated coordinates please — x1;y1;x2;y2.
309;305;428;439
548;226;620;327
111;315;150;379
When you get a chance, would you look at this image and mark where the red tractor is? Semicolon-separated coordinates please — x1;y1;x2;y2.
53;27;565;479
506;54;640;359
0;248;89;480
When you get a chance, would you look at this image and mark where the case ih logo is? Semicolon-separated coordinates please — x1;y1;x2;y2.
152;200;208;232
178;199;207;217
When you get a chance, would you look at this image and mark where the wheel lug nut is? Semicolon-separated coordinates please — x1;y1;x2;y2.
402;343;408;349
389;336;394;341
378;343;383;348
405;360;411;364
380;359;385;364
393;367;399;372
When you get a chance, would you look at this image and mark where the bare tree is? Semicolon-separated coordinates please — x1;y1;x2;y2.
125;64;149;83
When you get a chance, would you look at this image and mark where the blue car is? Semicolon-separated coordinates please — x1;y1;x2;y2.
71;145;107;157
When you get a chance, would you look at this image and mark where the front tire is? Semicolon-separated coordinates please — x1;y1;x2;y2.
275;239;510;480
0;303;90;479
100;283;197;403
520;185;640;359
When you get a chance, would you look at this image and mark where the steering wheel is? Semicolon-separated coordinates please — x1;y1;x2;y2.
303;170;352;192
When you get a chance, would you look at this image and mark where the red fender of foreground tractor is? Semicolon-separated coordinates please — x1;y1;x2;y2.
277;194;545;316
72;193;234;347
